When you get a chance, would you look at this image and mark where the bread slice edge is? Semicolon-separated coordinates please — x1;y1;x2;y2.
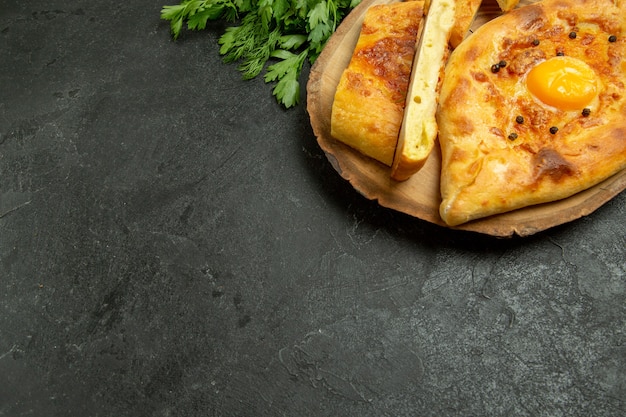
391;0;456;181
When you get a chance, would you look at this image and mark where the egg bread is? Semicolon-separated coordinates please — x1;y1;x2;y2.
330;1;425;166
437;0;626;226
391;0;456;181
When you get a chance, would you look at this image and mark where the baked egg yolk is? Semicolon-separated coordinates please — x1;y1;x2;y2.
526;56;598;110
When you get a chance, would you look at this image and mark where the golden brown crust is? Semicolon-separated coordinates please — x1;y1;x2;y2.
496;0;521;12
437;0;626;226
449;0;483;48
331;1;424;166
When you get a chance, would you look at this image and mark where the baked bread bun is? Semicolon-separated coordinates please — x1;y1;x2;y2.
391;0;456;181
437;0;626;226
330;1;425;166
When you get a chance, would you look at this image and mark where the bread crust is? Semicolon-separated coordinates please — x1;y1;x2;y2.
437;0;626;226
449;0;483;48
331;1;424;166
496;0;521;12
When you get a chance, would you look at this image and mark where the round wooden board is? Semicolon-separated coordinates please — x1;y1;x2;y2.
306;0;626;237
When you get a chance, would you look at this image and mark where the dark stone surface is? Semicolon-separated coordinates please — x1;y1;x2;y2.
1;1;625;416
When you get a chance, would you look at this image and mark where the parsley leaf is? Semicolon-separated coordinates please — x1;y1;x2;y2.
161;0;360;107
265;49;307;107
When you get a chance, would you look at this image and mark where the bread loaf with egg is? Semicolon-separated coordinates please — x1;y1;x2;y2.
437;0;626;226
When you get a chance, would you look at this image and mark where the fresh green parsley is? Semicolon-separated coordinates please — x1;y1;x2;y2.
161;0;361;107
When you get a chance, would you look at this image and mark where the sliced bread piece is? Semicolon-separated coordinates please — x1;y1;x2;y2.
330;1;426;166
496;0;520;12
449;0;483;48
391;0;456;181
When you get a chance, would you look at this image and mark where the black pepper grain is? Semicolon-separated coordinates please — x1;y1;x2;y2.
532;39;540;46
569;31;577;39
609;35;617;43
491;64;501;73
498;60;507;68
582;108;591;117
550;126;559;134
556;51;565;56
515;115;524;124
508;132;518;140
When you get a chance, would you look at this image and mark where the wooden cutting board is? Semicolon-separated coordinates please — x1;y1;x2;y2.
306;0;626;237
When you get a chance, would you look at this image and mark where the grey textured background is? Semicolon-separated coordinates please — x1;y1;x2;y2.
1;0;625;416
